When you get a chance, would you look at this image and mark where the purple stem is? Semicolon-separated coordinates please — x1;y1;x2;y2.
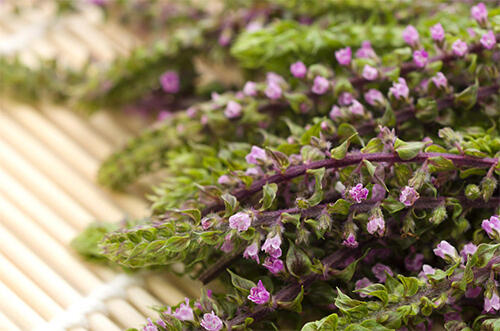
203;152;498;215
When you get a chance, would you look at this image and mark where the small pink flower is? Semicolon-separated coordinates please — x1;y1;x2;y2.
342;233;358;248
218;175;231;185
266;72;285;85
348;183;369;203
186;107;197;118
329;105;342;120
243;243;260;263
157;110;172;121
413;49;428;68
156;319;166;328
362;65;378;80
229;212;252;232
311;76;330;95
460;243;478;261
356;41;376;59
290;61;307;78
482;215;500;239
335;47;352;66
201;217;212;230
405;253;424;272
348;100;364;116
355;277;372;297
422;264;436;276
471;3;488;26
402;25;419;47
248;280;270;304
200;311;223;331
481;30;496;50
220;234;234;253
265;81;282;100
484;292;500;313
389;78;409;100
173;298;194;321
433;240;459;261
262;234;282;258
245;146;267;165
452;39;468;57
367;217;385;236
159;71;180;93
338;92;353;106
143;318;158;331
431;72;448;89
364;89;384;106
430;23;445;42
399;186;419;206
224;101;242;119
263;257;283;274
243;81;257;96
372;263;393;282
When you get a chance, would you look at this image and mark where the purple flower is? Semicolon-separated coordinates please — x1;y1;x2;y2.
173;298;194;321
465;286;482;298
186;107;197;118
471;3;488;26
355;278;372;297
482;215;500;239
433;240;459;261
224;101;242;119
405;253;424;272
413;49;428;68
348;100;364;116
229;212;252;232
348;183;369;203
263;257;283;274
342;233;358;248
431;72;448;89
364;89;384;106
402;25;419;47
266;72;285;85
245;146;267;165
157;110;172;121
460;243;478;261
156;319;166;328
143;318;158;331
389;78;409;100
356;41;376;59
481;30;496;50
399;186;419;206
220;234;234;253
430;23;445;42
362;65;378;81
201;217;212;230
335;47;352;66
367;217;385;236
338;92;353;106
311;76;330;95
248;280;270;304
218;175;231;186
372;263;393;282
422;264;436;276
159;71;180;93
200;311;223;331
243;243;260;263
265;81;282;100
452;39;468;57
290;61;307;78
329;105;342;120
262;234;282;258
243;81;257;96
484;292;500;313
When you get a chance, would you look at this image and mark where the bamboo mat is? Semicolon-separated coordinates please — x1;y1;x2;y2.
0;3;199;330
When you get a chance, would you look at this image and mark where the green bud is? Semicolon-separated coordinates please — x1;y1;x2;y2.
429;205;447;225
481;176;497;202
465;184;481;200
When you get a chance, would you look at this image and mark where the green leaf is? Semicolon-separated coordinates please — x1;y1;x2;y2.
327;199;352;216
306;167;325;206
397;275;421;297
394;139;425;160
300;121;322;145
331;133;359;160
381;197;405;214
286;241;312;278
164;235;190;252
354;284;389;306
331;249;370;283
227;269;256;294
198;231;223;245
361;138;384;153
277;286;304;313
428;156;455;172
260;183;278;210
222;193;239;217
301;313;338;331
265;148;290;172
379;102;396;127
454;82;478;111
280;212;301;228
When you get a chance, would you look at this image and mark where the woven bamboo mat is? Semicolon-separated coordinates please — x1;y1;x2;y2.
0;3;199;330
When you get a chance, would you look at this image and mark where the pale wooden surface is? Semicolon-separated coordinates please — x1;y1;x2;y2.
0;3;199;330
